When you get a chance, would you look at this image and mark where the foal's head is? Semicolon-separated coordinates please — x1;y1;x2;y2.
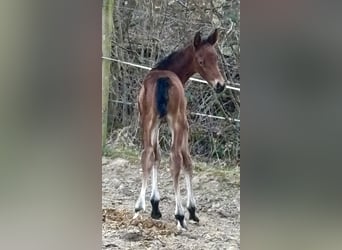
193;29;225;93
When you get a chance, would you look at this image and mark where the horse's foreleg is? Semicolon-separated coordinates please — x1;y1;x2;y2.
171;149;187;230
182;130;199;223
183;157;199;223
179;118;199;223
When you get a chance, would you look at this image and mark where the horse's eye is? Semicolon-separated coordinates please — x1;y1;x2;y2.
199;60;204;66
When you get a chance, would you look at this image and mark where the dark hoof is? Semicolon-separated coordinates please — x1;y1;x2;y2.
188;206;199;222
189;214;199;223
150;199;162;219
175;214;187;229
151;210;162;219
134;207;142;213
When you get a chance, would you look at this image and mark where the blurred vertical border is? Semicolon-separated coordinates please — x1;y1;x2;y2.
242;0;342;249
0;0;102;249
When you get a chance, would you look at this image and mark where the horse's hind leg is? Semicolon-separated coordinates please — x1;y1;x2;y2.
150;125;162;219
134;120;154;217
134;146;153;216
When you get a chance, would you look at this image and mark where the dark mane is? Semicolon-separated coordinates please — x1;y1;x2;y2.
152;50;182;70
152;40;209;71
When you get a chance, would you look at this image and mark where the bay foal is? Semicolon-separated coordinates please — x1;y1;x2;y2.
134;29;225;230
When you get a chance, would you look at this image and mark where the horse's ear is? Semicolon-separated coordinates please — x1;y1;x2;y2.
207;28;219;45
193;31;202;50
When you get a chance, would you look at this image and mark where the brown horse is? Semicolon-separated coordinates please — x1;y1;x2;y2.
134;29;225;230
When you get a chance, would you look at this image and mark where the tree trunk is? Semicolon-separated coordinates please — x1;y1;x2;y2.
102;0;114;147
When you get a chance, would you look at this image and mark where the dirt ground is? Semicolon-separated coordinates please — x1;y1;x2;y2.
102;154;240;250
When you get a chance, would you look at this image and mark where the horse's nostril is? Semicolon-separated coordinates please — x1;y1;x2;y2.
215;83;225;93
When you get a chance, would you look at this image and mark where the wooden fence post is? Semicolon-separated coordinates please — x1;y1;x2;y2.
102;0;114;148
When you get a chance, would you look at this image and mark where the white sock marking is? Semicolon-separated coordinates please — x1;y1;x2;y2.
185;172;196;208
174;188;184;216
151;166;160;201
135;180;146;211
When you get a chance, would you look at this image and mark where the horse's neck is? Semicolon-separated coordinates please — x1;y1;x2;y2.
167;46;195;84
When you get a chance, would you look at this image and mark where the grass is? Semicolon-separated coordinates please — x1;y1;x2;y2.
102;144;140;164
193;161;240;185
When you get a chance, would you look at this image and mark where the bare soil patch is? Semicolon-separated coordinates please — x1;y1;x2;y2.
102;155;240;249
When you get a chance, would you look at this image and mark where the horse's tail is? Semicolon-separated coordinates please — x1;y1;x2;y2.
156;77;170;118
